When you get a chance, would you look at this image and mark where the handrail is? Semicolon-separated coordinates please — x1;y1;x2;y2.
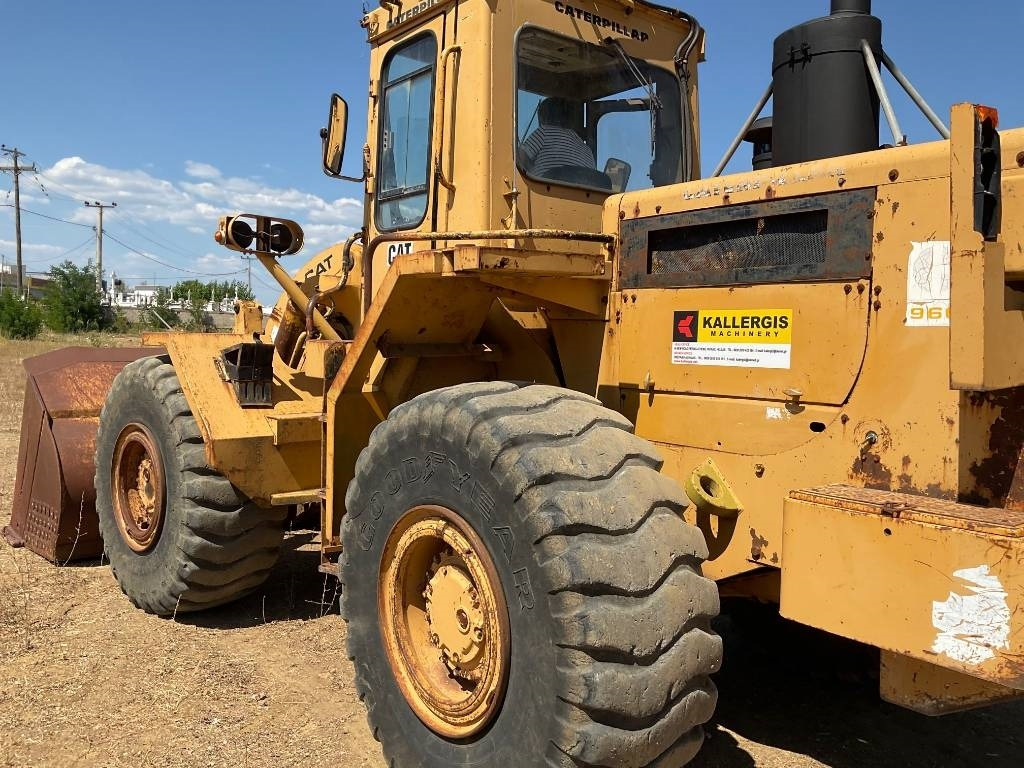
433;45;462;193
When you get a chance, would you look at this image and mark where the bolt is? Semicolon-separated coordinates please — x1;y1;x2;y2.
844;284;852;295
857;283;866;294
451;652;460;664
754;464;765;478
873;298;882;311
873;285;882;296
838;177;846;187
889;169;899;182
474;628;484;641
1017;151;1024;168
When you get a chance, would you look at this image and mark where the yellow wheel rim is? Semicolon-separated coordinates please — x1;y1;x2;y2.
379;505;510;738
111;424;165;553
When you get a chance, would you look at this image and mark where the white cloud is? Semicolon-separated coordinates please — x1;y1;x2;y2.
184;161;222;180
41;156;363;242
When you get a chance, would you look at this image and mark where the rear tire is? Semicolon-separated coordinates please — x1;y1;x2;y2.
95;356;286;615
342;382;722;767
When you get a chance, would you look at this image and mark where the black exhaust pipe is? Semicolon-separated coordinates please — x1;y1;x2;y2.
771;1;882;165
830;0;871;14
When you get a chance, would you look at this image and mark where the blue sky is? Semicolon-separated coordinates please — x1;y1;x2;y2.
3;0;1021;308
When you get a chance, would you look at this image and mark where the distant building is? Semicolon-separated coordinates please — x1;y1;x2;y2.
0;263;26;292
105;278;240;314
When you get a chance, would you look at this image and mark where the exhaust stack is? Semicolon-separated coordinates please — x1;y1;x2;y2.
770;0;882;166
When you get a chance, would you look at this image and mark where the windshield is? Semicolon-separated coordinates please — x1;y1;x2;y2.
516;27;682;194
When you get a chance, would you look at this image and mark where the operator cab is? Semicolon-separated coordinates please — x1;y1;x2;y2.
321;0;702;300
515;26;684;194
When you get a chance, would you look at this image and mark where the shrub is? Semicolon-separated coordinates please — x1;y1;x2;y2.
0;290;43;339
42;261;106;332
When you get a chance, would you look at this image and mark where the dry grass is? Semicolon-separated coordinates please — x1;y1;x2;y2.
0;334;1021;768
0;334;379;767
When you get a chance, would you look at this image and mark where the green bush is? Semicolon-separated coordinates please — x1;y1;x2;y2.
42;261;107;332
0;290;43;339
106;307;133;334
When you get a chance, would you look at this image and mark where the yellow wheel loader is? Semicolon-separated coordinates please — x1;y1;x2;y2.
6;0;1024;765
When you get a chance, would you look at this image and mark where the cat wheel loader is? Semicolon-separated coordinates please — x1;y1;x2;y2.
6;0;1024;765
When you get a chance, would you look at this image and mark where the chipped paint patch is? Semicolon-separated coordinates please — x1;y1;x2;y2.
765;406;788;421
932;565;1010;665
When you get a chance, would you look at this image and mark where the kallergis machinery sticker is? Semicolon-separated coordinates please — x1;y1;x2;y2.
672;309;793;369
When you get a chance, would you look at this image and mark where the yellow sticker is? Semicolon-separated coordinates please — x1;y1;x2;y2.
672;309;793;368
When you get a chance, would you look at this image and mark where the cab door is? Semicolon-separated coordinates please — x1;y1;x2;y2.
366;7;452;298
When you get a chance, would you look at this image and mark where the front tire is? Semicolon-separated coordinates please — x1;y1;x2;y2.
342;382;722;767
95;356;286;615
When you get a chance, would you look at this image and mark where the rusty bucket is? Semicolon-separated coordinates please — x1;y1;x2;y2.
2;347;158;563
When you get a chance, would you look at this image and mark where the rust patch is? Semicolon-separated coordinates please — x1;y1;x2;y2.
875;231;885;243
749;528;770;561
966;389;1024;506
850;453;893;490
891;201;900;215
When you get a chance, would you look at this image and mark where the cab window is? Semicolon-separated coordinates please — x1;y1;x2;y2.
377;34;437;231
516;27;682;194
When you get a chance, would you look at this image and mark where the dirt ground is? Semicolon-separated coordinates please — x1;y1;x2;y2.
0;334;1021;767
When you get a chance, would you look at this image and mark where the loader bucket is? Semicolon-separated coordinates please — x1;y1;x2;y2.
2;347;159;563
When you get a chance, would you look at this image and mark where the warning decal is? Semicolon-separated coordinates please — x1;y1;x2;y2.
672;309;793;369
905;240;950;327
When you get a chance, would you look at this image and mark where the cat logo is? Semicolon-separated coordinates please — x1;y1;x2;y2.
387;242;413;265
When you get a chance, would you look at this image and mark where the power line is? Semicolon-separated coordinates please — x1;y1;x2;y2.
114;215;198;259
33;171;84;199
0;203;94;228
103;230;247;277
24;235;95;267
27;173;81;204
251;272;279;293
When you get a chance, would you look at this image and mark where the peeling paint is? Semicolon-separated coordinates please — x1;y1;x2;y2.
932;565;1010;665
750;528;770;561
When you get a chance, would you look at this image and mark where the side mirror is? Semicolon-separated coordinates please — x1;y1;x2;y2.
603;158;632;193
321;94;349;178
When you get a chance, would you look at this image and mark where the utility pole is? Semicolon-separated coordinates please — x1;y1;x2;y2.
84;200;116;296
1;145;39;294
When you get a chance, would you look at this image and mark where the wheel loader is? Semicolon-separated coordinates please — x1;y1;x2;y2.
5;0;1024;765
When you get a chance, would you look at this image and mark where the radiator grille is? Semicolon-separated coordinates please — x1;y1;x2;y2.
649;210;828;276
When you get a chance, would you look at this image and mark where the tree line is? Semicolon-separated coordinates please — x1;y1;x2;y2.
0;261;255;339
